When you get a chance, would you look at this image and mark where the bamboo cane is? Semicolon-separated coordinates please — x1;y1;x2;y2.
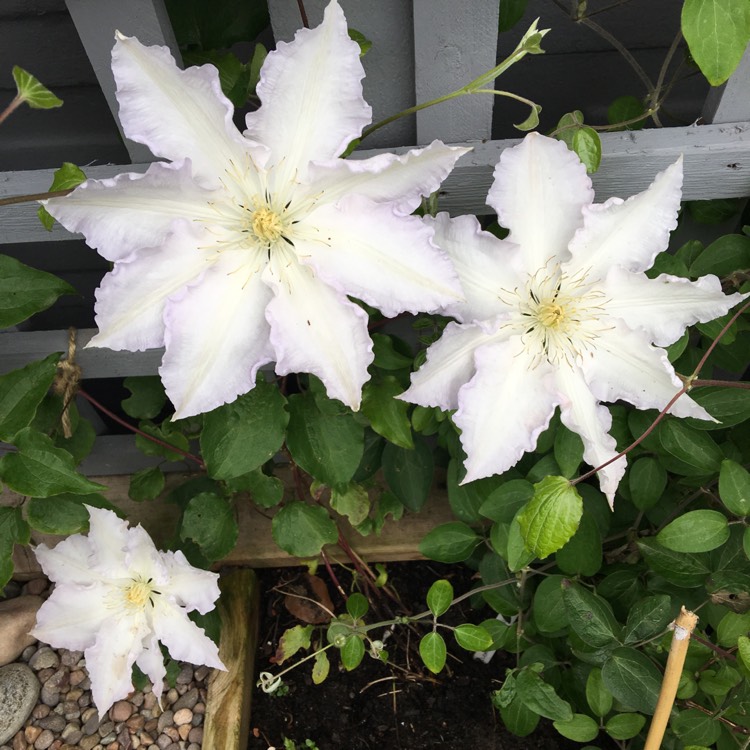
643;606;699;750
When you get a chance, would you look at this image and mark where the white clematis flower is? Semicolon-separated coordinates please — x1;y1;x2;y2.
31;507;225;717
401;133;746;505
44;0;467;418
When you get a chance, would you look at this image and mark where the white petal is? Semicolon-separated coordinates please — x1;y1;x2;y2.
303;142;471;215
556;364;624;506
160;253;275;418
30;583;111;650
86;506;136;575
399;321;501;411
152;598;225;671
87;226;213;352
426;213;521;323
87;612;150;717
568;158;683;278
244;0;370;182
604;268;748;346
487;133;593;270
455;338;559;482
34;536;96;586
582;326;712;421
264;254;372;410
161;550;221;615
296;196;462;317
112;34;253;189
135;633;167;703
43;160;219;262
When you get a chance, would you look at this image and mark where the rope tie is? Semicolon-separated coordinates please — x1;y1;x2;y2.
53;327;82;438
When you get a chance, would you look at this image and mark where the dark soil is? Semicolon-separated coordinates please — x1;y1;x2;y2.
248;562;610;750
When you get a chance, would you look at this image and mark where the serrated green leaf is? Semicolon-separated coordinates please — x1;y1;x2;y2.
454;623;493;651
562;580;621;648
0;353;60;442
419;631;447;674
719;459;750;516
586;667;612;718
518;476;582;558
330;482;370;526
312;649;329;684
231;469;284;509
122;376;166;419
605;713;646;740
128;466;165;502
515;666;573;722
491;673;516;709
572;127;602;173
0;506;31;550
682;0;750;85
602;647;661;714
418;522;480;563
0;428;106;497
180;491;238;561
382;436;434;512
553;714;599;742
12;66;62;108
426;579;453;617
657;510;730;553
478;478;534;523
135;422;190;462
507;514;536;572
272;502;338;558
202;383;288;480
0;255;75;328
26;493;116;534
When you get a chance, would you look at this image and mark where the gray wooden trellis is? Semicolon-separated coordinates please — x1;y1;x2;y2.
1;0;750;475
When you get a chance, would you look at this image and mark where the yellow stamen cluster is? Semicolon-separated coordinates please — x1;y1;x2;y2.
124;578;156;609
251;206;284;244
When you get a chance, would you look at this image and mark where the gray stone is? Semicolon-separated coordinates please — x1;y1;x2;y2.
0;663;41;745
29;648;59;671
172;688;198;712
0;597;43;667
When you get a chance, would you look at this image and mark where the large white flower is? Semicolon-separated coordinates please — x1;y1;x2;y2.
45;0;467;418
31;507;225;717
401;133;745;504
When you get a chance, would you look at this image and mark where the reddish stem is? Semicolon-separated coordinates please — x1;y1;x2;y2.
321;550;347;600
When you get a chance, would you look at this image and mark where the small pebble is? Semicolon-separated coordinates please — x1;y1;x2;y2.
100;734;116;745
21;646;37;662
24;580;48;597
29;650;59;672
175;666;193;686
34;729;55;750
172;689;197;712
110;702;133;723
187;744;200;750
12;731;25;750
37;716;65;733
187;728;202;745
130;694;144;709
59;652;82;669
173;709;191;727
177;725;190;742
165;689;178;705
155;712;173;735
105;742;119;750
193;666;209;682
69;671;85;688
97;722;114;738
131;737;141;749
190;714;202;728
144;719;158;735
192;704;204;715
61;724;82;745
32;705;50;720
139;733;154;747
162;727;178;743
79;735;99;750
125;715;145;732
81;708;97;724
25;727;42;744
155;735;171;750
83;712;100;736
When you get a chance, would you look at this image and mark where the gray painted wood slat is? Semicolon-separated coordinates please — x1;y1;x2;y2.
3;120;750;245
63;0;180;163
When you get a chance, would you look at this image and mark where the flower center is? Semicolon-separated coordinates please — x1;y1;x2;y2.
251;206;284;243
537;300;566;329
124;578;157;610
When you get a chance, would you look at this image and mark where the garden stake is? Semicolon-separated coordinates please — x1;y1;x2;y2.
643;606;699;750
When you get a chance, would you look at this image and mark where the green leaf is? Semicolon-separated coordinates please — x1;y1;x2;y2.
274;624;313;665
515;666;573;722
499;695;540;737
0;428;106;497
346;593;368;620
517;476;582;558
202;383;288;480
672;708;722;746
180;491;238;561
426;579;453;617
12;66;63;108
745;526;750;560
507;514;536;572
348;28;372;56
586;668;613;718
657;510;730;553
166;0;269;50
371;333;413;370
26;495;92;535
361;375;413;449
553;425;584;478
607;95;646;130
312;649;329;685
716;610;750;647
235;469;284;509
688;198;743;224
0;353;60;442
659;420;723;474
555;512;602;576
637;538;711;588
128;466;165;502
122;377;166;420
286;392;363;488
382;436;434;512
605;713;646;740
446;459;490;523
0;506;32;549
572;127;602;173
719;459;750;516
688;234;750;277
514;103;541;132
135;422;190;462
681;0;750;85
419;632;447;674
562;580;621;648
330;482;370;526
418;522;481;563
272;502;338;558
498;0;528;32
478;479;534;523
737;635;750;671
555;110;584;150
623;595;672;644
492;673;516;709
553;714;599;743
628;456;667;510
454;623;493;651
341;635;365;670
0;255;75;328
602;647;662;714
37;163;87;230
532;575;568;634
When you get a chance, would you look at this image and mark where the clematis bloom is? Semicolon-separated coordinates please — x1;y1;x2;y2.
401;133;745;504
31;507;225;717
45;0;467;418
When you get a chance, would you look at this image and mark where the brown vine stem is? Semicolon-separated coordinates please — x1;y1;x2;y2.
0;188;73;207
0;96;23;127
77;388;205;470
296;0;309;28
